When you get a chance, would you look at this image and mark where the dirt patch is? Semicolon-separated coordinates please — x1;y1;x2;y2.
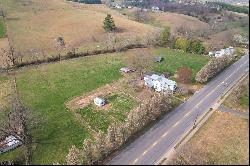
66;83;117;110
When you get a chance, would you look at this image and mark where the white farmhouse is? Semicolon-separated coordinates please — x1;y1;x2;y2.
151;6;160;12
211;47;236;58
144;74;177;92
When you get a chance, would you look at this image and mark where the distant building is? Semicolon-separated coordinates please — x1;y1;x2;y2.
144;74;177;92
209;47;236;58
154;56;164;63
151;6;160;12
0;135;22;154
94;97;106;107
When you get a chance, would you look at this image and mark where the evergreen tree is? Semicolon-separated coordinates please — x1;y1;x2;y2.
103;14;116;32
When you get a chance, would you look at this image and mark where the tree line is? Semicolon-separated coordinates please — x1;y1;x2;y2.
66;0;102;4
66;92;173;165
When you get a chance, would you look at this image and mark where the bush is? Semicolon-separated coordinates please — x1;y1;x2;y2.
188;39;206;55
176;66;193;83
160;27;171;47
174;37;190;52
195;56;233;83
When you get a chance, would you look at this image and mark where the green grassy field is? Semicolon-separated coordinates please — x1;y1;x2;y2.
240;87;249;109
0;47;209;164
153;48;210;80
0;75;8;82
78;94;137;132
15;54;124;164
0;17;5;38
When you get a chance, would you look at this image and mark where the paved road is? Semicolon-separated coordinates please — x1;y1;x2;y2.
219;105;249;119
108;54;249;165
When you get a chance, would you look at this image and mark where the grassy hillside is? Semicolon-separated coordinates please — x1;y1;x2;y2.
0;0;156;62
0;17;6;38
0;47;209;164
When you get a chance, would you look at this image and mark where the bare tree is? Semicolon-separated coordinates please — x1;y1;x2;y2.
55;36;66;60
82;138;95;165
66;145;82;165
0;97;32;165
176;66;193;84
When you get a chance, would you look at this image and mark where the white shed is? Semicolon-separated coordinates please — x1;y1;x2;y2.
94;97;106;107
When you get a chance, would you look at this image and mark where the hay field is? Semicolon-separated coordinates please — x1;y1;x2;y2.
149;12;210;34
1;0;156;60
168;111;249;165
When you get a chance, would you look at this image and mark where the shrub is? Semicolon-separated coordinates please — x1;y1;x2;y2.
188;39;206;55
174;37;190;52
176;66;193;83
160;27;171;47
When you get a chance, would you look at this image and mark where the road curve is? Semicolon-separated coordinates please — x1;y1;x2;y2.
107;54;249;165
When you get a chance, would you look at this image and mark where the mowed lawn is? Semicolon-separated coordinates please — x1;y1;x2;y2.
0;17;5;38
15;54;124;164
78;94;137;132
153;48;210;80
6;47;209;164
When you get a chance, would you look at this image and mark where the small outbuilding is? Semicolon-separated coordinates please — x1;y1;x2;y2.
94;97;106;107
120;67;134;73
154;56;164;63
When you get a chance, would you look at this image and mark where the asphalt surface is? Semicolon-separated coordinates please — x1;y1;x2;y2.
107;54;249;165
219;105;249;119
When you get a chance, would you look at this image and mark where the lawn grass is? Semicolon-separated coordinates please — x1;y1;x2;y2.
0;17;5;38
15;54;124;164
240;87;249;109
78;94;137;132
9;47;209;164
153;48;210;80
0;75;8;82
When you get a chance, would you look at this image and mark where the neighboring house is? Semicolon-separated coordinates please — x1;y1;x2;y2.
94;97;106;107
144;74;177;92
208;51;215;56
209;47;236;58
154;56;164;63
115;4;122;9
0;135;22;154
151;6;160;12
120;67;134;73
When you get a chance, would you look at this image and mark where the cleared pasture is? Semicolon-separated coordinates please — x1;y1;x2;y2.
0;47;209;164
0;0;156;62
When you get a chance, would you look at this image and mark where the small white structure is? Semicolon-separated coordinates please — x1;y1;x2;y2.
0;135;22;154
144;74;177;92
115;5;122;9
208;51;215;56
209;47;236;58
94;97;106;107
120;67;134;73
151;6;160;12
